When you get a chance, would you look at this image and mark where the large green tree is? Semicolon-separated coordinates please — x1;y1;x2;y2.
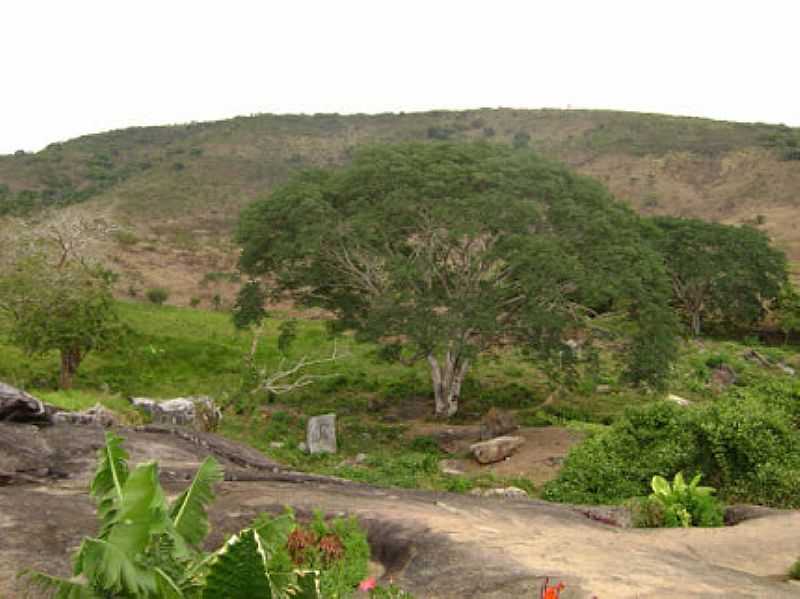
649;217;787;335
238;143;677;416
0;254;124;388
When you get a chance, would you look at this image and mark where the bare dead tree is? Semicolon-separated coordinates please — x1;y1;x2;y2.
245;325;348;396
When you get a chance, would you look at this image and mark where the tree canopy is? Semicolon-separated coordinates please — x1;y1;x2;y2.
237;143;677;416
649;217;787;335
0;254;123;388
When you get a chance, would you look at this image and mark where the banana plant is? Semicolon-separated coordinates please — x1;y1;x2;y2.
23;432;320;599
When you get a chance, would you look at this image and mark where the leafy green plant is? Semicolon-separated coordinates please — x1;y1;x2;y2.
22;432;381;598
633;473;724;528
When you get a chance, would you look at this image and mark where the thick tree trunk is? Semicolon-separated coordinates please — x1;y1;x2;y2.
690;311;702;337
428;352;470;418
59;347;82;390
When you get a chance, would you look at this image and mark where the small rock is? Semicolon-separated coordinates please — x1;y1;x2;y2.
306;413;337;454
482;486;529;499
778;363;796;376
470;435;524;464
439;458;466;476
51;403;117;427
298;442;308;453
595;384;613;394
269;441;285;449
480;407;517;440
355;452;368;465
666;394;691;407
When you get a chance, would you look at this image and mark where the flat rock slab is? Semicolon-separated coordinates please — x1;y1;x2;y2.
1;422;799;598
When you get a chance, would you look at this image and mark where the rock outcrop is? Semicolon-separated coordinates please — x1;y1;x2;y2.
0;382;49;423
130;396;221;431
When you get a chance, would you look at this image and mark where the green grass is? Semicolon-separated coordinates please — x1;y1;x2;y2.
2;300;798;496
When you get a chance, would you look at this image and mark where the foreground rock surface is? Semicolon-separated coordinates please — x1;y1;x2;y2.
1;421;798;598
470;435;525;464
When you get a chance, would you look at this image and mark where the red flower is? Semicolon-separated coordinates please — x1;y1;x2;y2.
540;578;566;599
358;577;377;592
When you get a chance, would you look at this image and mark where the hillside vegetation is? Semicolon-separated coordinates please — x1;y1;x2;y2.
1;108;799;303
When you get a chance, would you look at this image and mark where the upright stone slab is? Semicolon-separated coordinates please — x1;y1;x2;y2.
307;413;337;454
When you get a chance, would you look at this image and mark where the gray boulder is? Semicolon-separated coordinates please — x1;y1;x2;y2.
470;435;524;464
306;413;337;454
0;382;48;422
130;396;221;431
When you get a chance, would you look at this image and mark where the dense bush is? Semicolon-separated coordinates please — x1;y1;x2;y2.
146;287;169;305
543;384;800;507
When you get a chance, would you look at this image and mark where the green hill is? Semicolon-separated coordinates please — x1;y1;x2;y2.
1;108;798;304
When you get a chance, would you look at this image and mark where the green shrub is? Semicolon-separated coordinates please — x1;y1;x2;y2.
631;473;724;528
512;131;530;149
543;390;800;507
146;287;169;305
790;559;800;580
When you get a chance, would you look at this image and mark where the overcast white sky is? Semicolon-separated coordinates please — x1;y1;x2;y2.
2;0;798;154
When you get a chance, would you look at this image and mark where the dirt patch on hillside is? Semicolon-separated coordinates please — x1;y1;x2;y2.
409;423;583;487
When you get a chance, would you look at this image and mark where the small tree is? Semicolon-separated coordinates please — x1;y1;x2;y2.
238;143;677;417
649;217;787;335
0;254;124;388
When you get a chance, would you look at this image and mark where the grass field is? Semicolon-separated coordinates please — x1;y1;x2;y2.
2;300;798;495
